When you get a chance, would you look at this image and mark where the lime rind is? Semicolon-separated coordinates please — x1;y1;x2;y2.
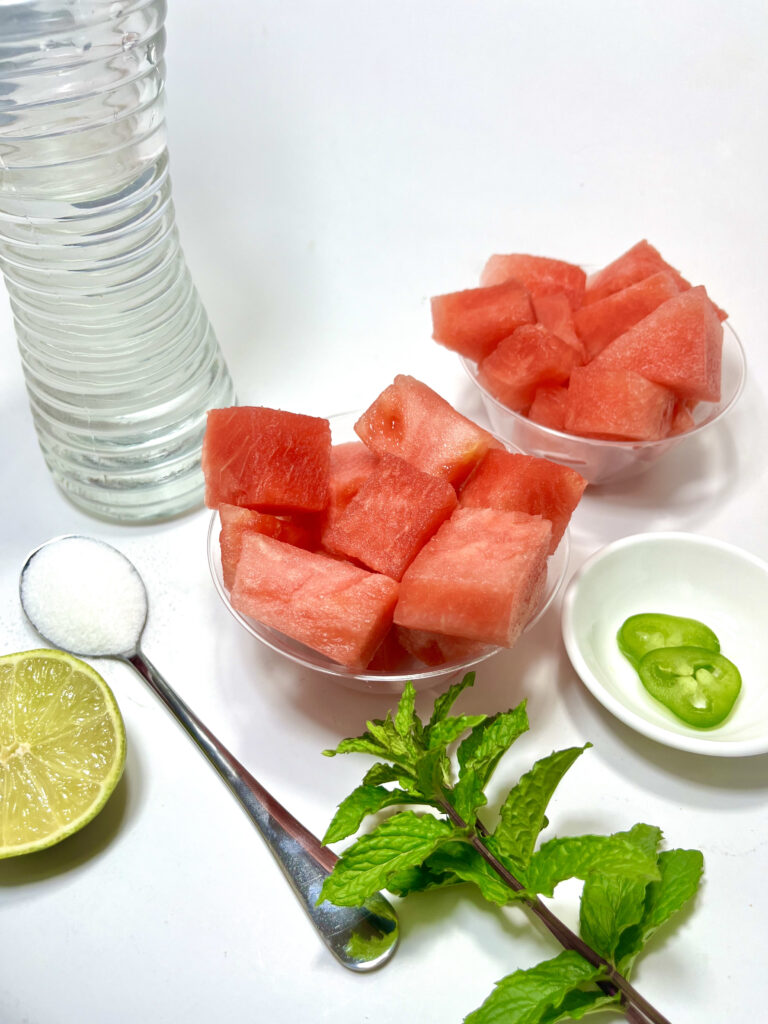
0;649;126;859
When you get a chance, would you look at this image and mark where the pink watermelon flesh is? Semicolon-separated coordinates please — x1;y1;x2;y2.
574;271;681;361
366;626;411;672
564;366;676;441
320;441;379;547
393;507;552;647
219;504;319;589
590;286;723;403
460;450;586;552
480;254;586;310
430;280;535;363
531;292;585;358
669;400;697;436
527;385;569;432
583;240;691;305
478;324;579;411
354;374;502;489
203;407;331;513
583;240;728;321
396;625;490;667
231;533;399;670
323;453;458;581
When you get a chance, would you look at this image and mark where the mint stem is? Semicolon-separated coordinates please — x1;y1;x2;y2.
438;797;672;1024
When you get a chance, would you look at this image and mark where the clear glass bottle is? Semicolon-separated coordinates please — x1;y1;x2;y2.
0;0;235;522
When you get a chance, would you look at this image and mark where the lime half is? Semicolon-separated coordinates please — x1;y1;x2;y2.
0;649;126;858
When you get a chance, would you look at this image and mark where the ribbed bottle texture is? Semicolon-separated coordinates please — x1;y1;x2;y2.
0;0;235;521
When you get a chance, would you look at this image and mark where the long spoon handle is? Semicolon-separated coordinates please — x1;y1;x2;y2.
125;650;398;971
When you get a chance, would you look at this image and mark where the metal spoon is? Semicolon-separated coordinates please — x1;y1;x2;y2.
19;534;399;972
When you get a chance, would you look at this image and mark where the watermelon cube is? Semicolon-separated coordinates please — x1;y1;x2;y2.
480;254;586;310
430;280;535;363
203;407;331;513
583;240;728;322
320;441;379;546
323;453;458;580
396;626;490;667
573;271;681;361
590;286;723;403
478;324;579;411
354;374;502;488
231;533;399;670
393;507;552;648
669;399;697;436
219;504;319;589
459;450;585;552
527;385;569;432
531;292;585;358
583;240;692;306
366;627;411;672
564;366;676;441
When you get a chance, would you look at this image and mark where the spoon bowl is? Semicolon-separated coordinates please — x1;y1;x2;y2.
20;534;399;971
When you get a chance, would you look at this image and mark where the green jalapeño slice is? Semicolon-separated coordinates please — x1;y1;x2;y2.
637;646;741;728
617;613;720;669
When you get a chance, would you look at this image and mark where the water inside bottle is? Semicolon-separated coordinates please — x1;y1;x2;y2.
0;0;235;521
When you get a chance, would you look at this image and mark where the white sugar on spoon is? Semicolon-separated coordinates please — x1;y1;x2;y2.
19;535;398;971
20;536;147;656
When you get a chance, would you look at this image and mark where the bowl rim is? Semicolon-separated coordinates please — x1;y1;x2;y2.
461;320;746;451
561;530;768;757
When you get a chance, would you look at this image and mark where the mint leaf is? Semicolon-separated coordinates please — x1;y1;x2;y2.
579;824;662;963
394;679;419;741
453;703;530;822
362;762;408;786
463;950;605;1024
318;810;456;906
616;847;704;973
385;860;460;897
494;746;589;871
457;703;530;781
320;685;700;1024
425;840;526;906
539;989;619;1022
452;768;488;822
414;744;453;797
427;671;476;730
365;713;419;765
525;832;660;898
325;684;424;767
323;732;388;758
427;714;487;751
642;848;704;934
322;784;424;844
614;822;663;860
581;873;647;964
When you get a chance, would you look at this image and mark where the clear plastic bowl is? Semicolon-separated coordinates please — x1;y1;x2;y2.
206;410;571;694
461;322;746;486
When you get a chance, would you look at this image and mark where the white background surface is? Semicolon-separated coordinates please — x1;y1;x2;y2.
1;2;767;1022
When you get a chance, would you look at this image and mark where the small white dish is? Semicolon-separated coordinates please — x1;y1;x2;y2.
561;531;768;756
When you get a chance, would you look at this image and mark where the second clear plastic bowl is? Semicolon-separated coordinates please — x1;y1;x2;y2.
462;322;746;486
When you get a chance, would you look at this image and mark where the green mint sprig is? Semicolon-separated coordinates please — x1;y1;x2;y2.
318;673;703;1024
